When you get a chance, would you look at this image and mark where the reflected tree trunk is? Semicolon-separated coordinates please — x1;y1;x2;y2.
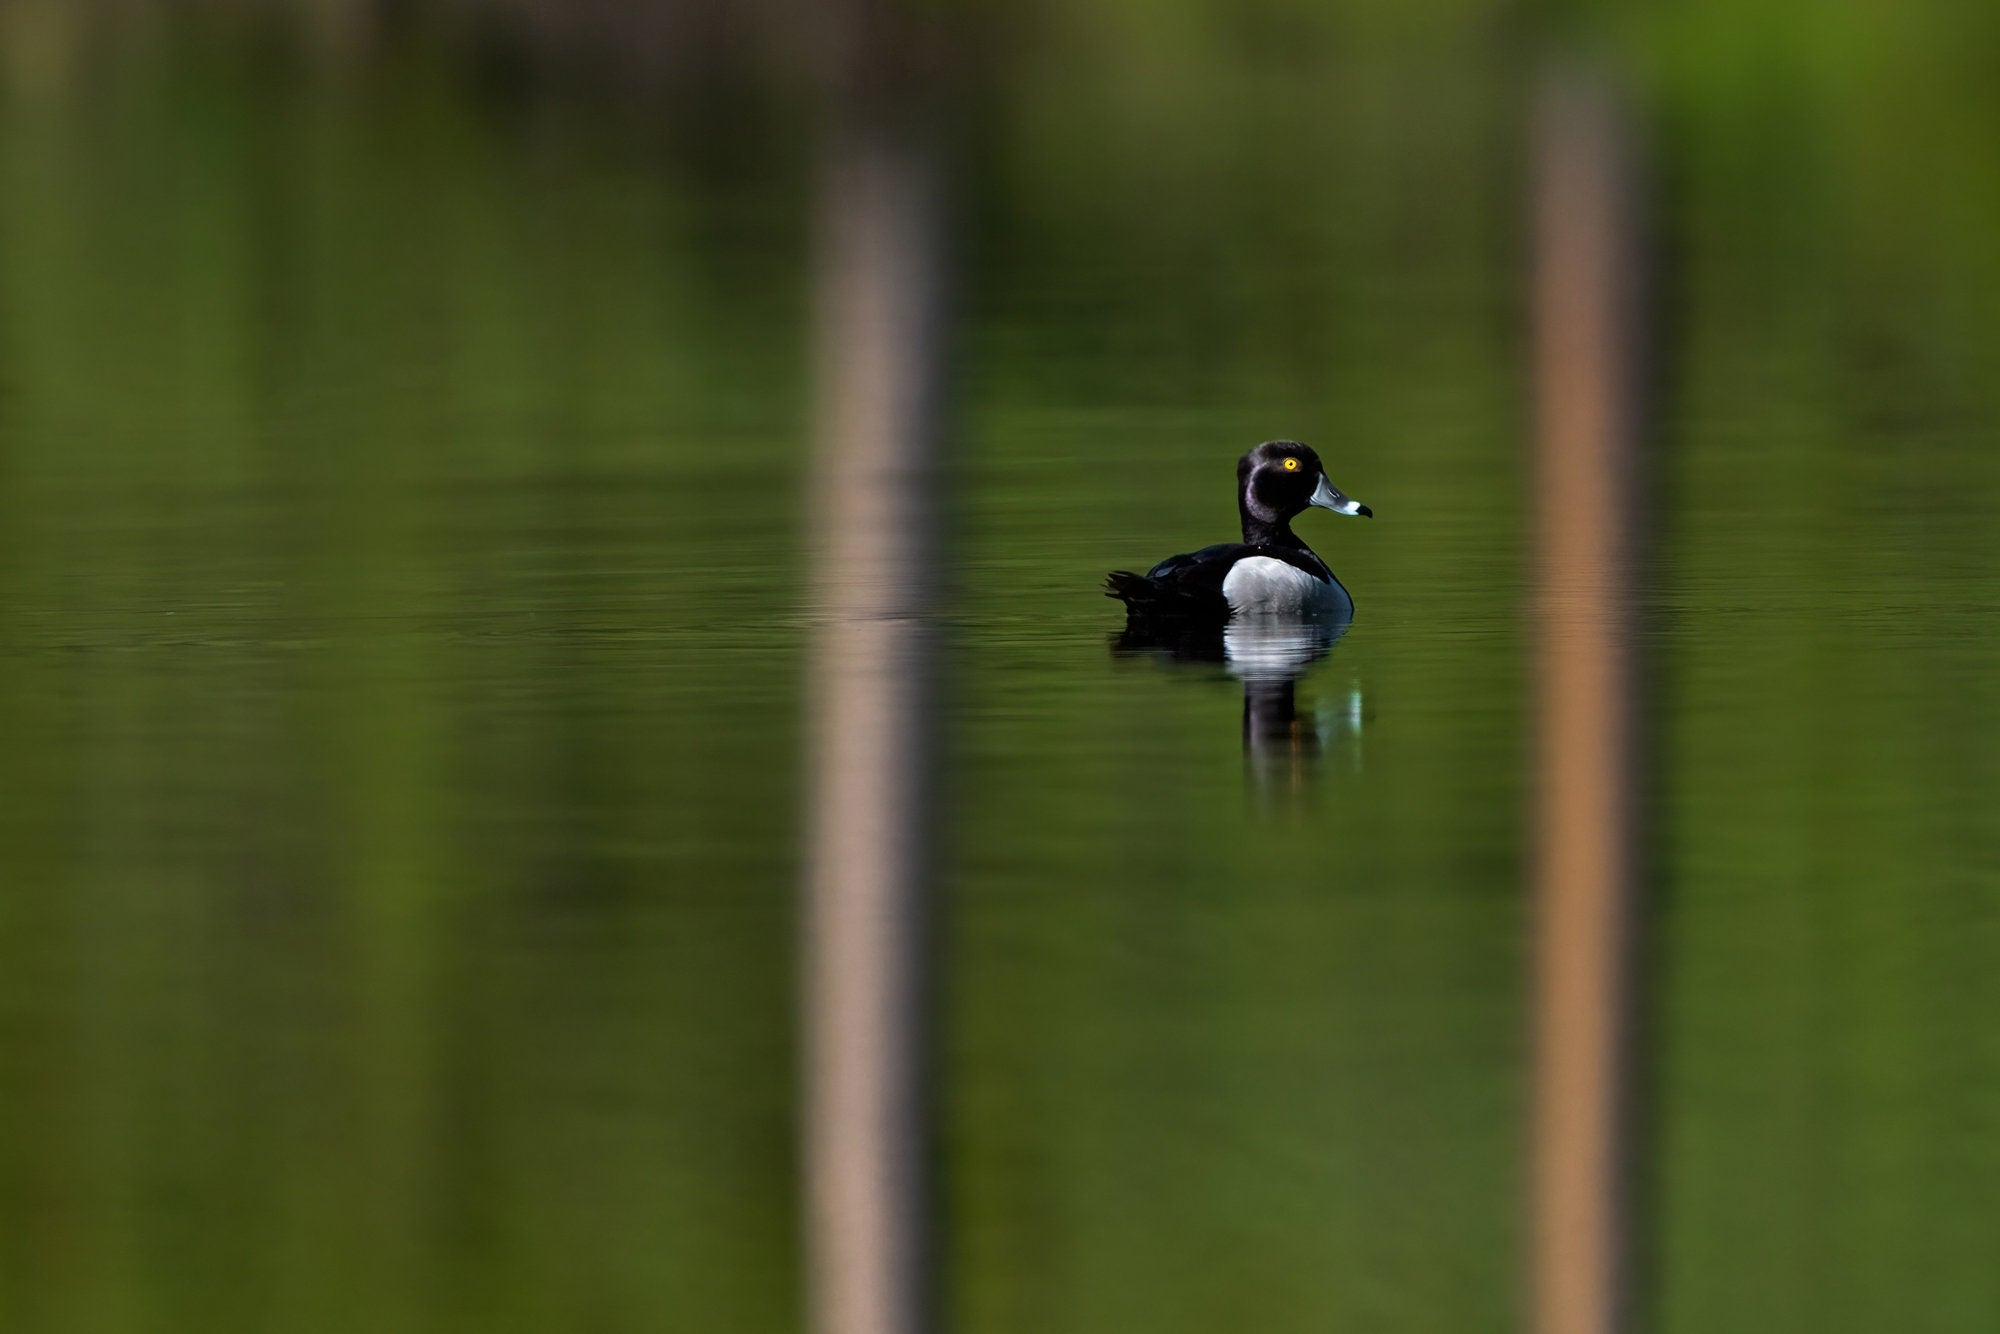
1528;63;1652;1334
0;0;86;99
799;46;951;1334
299;0;382;70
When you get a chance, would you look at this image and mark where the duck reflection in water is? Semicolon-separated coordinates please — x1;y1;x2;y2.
1110;612;1365;788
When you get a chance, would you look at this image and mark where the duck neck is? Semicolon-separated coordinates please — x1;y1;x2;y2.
1239;505;1305;550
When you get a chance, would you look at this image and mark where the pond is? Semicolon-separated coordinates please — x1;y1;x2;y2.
1;32;1998;1334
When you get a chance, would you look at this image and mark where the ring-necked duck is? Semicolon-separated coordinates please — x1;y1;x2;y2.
1105;440;1372;624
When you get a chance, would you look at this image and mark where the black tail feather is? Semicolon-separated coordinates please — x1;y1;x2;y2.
1103;570;1158;605
1104;570;1229;622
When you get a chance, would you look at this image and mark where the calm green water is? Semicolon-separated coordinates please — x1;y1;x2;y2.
2;26;1999;1334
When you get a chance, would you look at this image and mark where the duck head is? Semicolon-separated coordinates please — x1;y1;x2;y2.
1238;440;1372;536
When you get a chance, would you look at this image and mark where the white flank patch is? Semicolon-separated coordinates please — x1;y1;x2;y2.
1221;556;1353;618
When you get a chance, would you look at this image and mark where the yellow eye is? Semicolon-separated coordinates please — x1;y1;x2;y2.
1282;457;1300;471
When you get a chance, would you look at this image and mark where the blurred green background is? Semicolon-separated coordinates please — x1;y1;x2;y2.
1;2;1997;1331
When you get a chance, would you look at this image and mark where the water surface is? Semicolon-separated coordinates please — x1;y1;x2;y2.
1;32;1998;1334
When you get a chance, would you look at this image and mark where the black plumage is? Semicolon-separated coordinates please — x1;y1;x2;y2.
1105;440;1370;629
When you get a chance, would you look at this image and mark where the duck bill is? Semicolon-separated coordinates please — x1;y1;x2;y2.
1309;474;1372;518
